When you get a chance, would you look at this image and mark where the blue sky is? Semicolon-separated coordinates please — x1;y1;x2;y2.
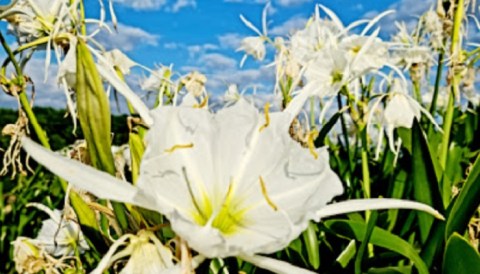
0;0;438;109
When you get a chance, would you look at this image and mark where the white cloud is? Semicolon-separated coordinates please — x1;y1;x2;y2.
224;0;309;7
364;0;435;35
199;53;237;70
168;0;196;12
276;0;311;7
113;0;196;12
269;16;307;36
93;23;159;52
187;43;219;58
218;33;243;49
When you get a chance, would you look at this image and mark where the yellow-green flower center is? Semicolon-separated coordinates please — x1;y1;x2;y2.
190;184;247;235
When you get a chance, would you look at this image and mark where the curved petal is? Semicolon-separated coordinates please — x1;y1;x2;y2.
240;254;316;274
21;137;156;211
315;198;444;221
139;106;219;219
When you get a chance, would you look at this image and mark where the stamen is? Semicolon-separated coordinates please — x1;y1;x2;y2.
259;102;270;132
181;167;207;220
259;176;278;211
164;143;194;153
194;95;209;108
307;130;319;159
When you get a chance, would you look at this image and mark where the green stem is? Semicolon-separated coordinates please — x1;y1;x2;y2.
360;126;371;199
439;0;464;168
19;93;51;149
337;94;352;177
413;80;422;103
428;52;445;117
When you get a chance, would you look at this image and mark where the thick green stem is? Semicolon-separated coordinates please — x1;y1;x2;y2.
18;93;51;149
440;0;464;168
361;133;371;199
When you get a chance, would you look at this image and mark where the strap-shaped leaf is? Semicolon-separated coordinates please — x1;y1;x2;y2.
443;233;480;274
325;219;429;274
446;154;480;238
411;119;444;243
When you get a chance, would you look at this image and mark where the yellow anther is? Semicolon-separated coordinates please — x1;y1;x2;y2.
259;102;270;132
164;143;194;153
194;95;209;108
307;130;319;160
259;176;278;211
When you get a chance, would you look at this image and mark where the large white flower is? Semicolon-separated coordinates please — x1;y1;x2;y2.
22;100;443;273
30;204;89;257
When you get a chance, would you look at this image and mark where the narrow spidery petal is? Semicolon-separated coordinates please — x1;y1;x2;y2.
21;137;153;209
315;199;444;221
240;254;317;274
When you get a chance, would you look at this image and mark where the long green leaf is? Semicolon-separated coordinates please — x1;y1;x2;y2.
443;233;480;274
76;40;128;231
445;153;480;238
325;219;429;274
302;222;320;269
411;119;444;243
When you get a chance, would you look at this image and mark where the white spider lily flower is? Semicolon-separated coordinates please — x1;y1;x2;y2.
289;18;338;66
238;36;266;65
92;230;180;274
103;49;138;75
391;46;433;70
238;3;269;66
140;66;172;92
12;237;45;274
340;32;389;75
382;79;440;152
3;0;72;42
181;71;207;97
28;203;89;257
22;100;443;273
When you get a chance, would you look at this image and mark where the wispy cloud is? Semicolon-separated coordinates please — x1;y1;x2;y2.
363;0;435;35
269;16;307;36
218;33;243;50
224;0;311;7
93;23;159;52
113;0;196;12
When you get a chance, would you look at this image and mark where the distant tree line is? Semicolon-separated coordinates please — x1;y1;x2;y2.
0;108;130;151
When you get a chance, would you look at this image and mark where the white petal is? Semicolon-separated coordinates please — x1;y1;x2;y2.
240;254;316;274
21;137;156;210
315;199;444;221
139;106;218;216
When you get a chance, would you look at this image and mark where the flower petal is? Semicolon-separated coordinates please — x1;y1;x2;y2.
240;254;316;274
21;137;156;211
315;198;444;221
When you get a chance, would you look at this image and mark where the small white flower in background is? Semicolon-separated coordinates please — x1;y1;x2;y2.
238;36;266;63
91;230;182;274
223;84;241;105
391;46;433;70
103;49;138;75
12;236;73;273
181;71;207;97
461;66;479;107
289;16;338;66
340;33;389;75
23;99;443;273
238;3;270;66
381;79;440;152
141;66;173;92
29;203;89;257
12;237;46;274
3;0;73;42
